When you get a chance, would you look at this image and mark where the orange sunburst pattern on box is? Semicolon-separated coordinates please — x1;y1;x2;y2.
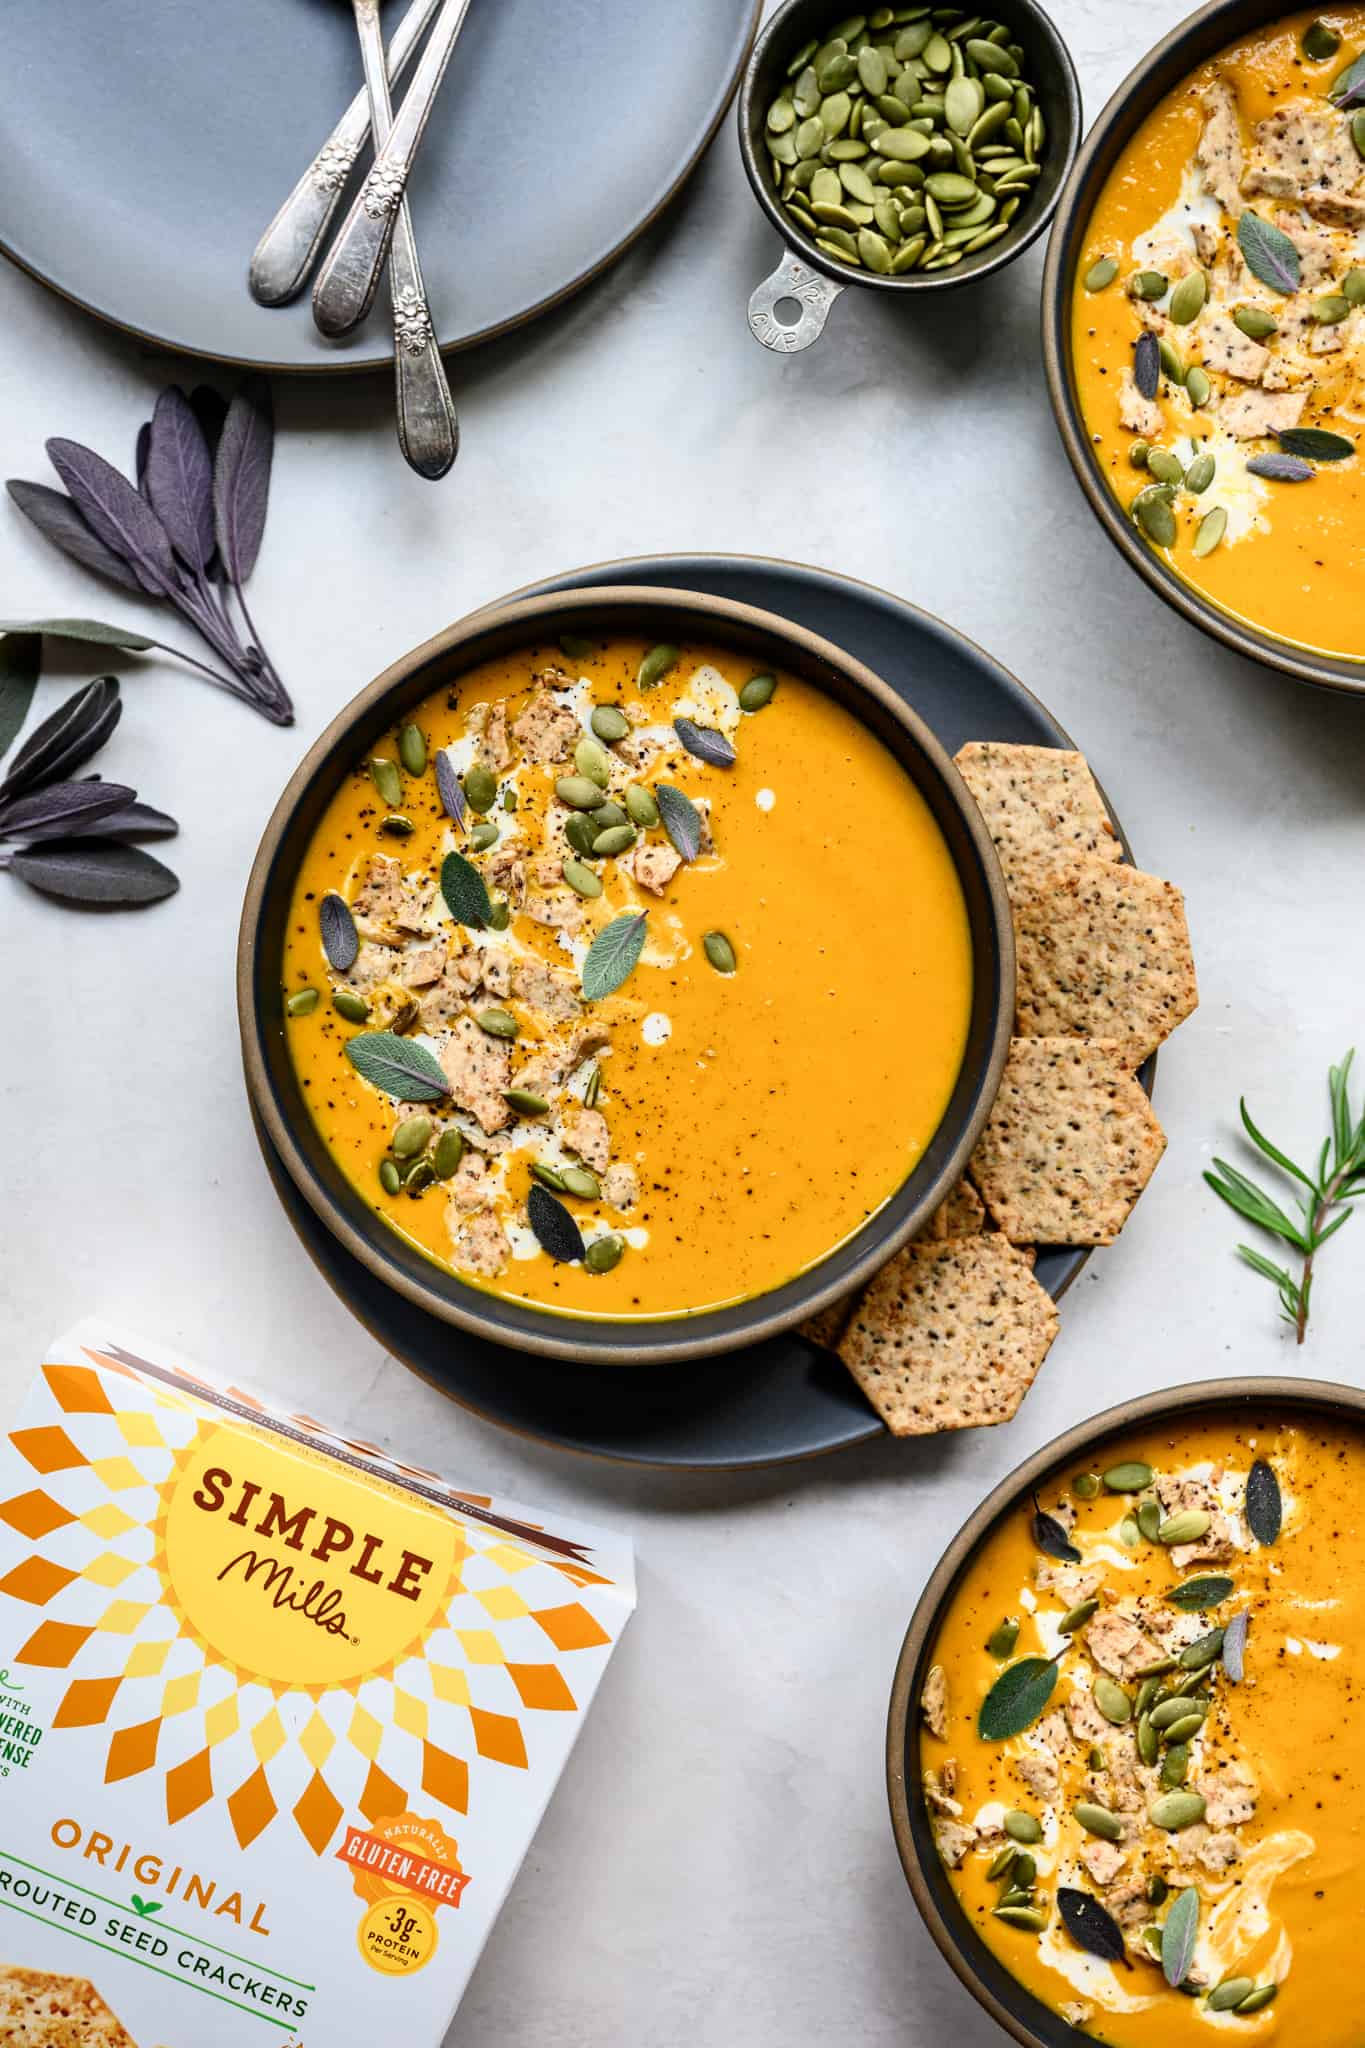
1;1348;618;1858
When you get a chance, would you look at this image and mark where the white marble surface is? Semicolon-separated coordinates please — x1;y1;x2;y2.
3;3;1365;2040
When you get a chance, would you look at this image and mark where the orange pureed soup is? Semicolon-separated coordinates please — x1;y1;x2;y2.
281;636;973;1319
920;1407;1365;2045
1072;10;1365;660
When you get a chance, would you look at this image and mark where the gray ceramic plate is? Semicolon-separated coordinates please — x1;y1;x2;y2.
0;0;758;370
250;553;1150;1468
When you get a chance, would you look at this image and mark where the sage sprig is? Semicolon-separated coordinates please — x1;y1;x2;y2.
7;381;291;724
1206;1050;1365;1340
0;636;178;908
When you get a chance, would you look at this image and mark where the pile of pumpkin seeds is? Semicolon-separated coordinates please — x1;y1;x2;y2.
763;7;1048;276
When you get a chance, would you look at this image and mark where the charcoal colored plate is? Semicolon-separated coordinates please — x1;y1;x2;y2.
0;0;758;371
252;554;1148;1467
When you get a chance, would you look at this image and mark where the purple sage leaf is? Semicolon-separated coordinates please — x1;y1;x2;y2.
6;479;146;595
1247;452;1314;482
7;840;179;905
656;783;703;863
190;385;230;455
319;890;359;971
1133;330;1160;401
0;677;121;800
527;1182;586;1264
1221;1609;1249;1683
1057;1889;1129;1968
0;631;41;762
213;377;274;584
135;421;152;495
46;438;177;594
14;796;176;846
435;749;467;829
0;776;134;838
145;386;215;571
674;717;737;767
1237;211;1301;295
1277;427;1353;462
1331;52;1365;102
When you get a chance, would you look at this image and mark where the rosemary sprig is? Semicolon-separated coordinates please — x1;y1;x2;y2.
1205;1050;1365;1342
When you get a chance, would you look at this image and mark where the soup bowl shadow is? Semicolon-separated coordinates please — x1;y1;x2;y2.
1042;0;1365;695
238;586;1014;1366
885;1373;1365;2046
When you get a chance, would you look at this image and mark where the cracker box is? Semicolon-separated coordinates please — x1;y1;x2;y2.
0;1323;634;2046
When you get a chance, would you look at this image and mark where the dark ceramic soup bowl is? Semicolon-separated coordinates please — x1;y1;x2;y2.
238;585;1013;1366
1042;0;1365;695
738;0;1080;352
885;1374;1365;2047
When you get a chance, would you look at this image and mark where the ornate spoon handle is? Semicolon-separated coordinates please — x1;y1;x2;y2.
248;0;443;306
352;0;458;477
312;0;474;338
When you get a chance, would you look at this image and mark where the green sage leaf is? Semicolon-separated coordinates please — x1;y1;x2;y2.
1165;1574;1234;1612
582;912;648;1002
978;1656;1059;1741
0;632;41;762
1161;1885;1200;1988
344;1031;450;1102
440;848;491;928
1236;213;1301;295
0;615;159;652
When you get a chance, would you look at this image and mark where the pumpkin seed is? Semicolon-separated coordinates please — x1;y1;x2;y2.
564;813;598;858
998;1885;1033;1909
1185;366;1212;410
488;901;511;930
504;1089;550;1116
704;930;738;975
1162;1711;1206;1745
1354;112;1365;161
1161;1741;1191;1787
404;1158;435;1194
1149;1694;1199;1732
1129;439;1150;467
1074;1802;1123;1842
286;988;319;1017
1159;1509;1211;1545
992;1906;1047;1932
1059;1598;1099;1635
1003;1810;1042;1844
895;21;932;58
369;757;402;806
1135;1676;1161;1718
1345;267;1365;305
1128;270;1168;301
1235;1986;1278;2014
1316;293;1351;324
1209;1977;1257;2012
986;1618;1020;1659
1302;18;1340;58
392;1114;433;1160
638;644;679;691
593;824;637;857
561;1166;601;1200
555;775;608;811
1084;255;1118;291
875;125;931;160
469;821;498;852
945;75;983;133
433;1128;465;1179
796;114;825;158
821;88;853;137
1158;337;1185;385
584;1066;602;1108
1141;1925;1164;1961
1120;1514;1140;1548
626;785;660;828
379;1158;401;1196
1094;1677;1132;1725
333;990;369;1023
563;858;603;898
1233;304;1278;339
1149;1790;1206;1831
1072;1471;1101;1498
1193;506;1227;557
1104;1461;1153;1493
858;45;888;92
1146;1873;1168;1905
464;764;497;812
399;723;426;776
476;1008;518;1040
1145;450;1184;487
767;96;796;135
531;1161;568;1192
1011;1852;1036;1887
924;170;978;205
986;1844;1018;1881
841;161;879;204
1137;1714;1159;1766
966;35;1016;73
503;788;518;812
1133;487;1177;548
380;812;414;837
1168;269;1207;324
858;227;894;271
575;736;611;788
585;1234;625;1274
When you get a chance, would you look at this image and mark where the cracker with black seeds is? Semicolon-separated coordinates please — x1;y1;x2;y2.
968;1038;1167;1247
954;742;1121;885
1011;856;1198;1068
0;1967;138;2048
837;1235;1058;1437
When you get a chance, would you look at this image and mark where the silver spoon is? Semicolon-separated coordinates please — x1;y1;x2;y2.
312;0;473;338
249;0;443;307
351;0;458;477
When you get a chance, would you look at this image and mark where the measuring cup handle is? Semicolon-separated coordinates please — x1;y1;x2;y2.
747;250;844;353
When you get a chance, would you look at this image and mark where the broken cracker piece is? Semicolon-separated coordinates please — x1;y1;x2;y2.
969;1038;1167;1247
838;1235;1058;1437
1011;855;1198;1067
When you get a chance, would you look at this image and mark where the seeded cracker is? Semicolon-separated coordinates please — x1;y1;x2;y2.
836;1236;1058;1437
1010;856;1198;1068
0;1967;137;2048
953;743;1121;886
969;1038;1167;1246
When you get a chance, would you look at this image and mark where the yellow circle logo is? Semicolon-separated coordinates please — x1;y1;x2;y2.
164;1425;455;1686
357;1897;438;1975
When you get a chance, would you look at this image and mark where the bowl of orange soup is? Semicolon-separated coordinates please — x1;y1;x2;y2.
1044;1;1365;692
238;587;1013;1364
887;1376;1365;2047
